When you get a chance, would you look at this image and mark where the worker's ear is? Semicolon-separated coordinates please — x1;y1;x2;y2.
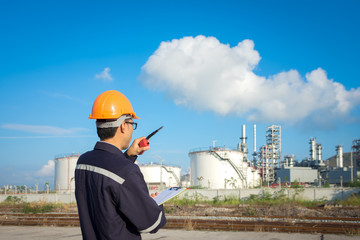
119;122;126;134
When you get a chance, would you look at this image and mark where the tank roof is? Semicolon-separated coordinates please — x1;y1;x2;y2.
54;153;80;160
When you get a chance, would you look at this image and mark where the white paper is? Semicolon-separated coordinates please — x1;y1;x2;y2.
153;187;187;205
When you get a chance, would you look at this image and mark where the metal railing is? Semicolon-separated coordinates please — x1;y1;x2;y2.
189;146;239;153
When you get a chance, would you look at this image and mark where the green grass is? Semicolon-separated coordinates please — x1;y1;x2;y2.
168;198;200;206
349;181;360;188
1;197;64;213
2;191;360;214
166;189;329;207
22;202;63;214
339;193;360;206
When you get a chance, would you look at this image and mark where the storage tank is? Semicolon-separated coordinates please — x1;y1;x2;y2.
54;153;79;193
189;147;260;189
139;163;181;191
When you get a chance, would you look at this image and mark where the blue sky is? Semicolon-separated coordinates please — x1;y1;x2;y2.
1;1;359;189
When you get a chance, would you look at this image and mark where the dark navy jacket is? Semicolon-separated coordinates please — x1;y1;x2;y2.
75;141;166;240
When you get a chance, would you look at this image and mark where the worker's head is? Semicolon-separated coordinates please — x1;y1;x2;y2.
89;90;139;147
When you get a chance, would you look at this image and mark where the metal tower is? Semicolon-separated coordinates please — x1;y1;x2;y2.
257;125;281;184
266;125;281;168
352;139;360;181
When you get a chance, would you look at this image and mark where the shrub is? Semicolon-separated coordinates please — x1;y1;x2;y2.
348;181;360;188
23;202;62;214
340;193;360;206
4;196;22;204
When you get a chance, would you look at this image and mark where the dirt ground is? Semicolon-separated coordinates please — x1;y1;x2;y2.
163;203;360;218
3;203;360;218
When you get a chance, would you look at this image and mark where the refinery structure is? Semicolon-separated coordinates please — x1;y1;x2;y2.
255;125;282;183
50;125;359;192
189;124;284;189
188;124;360;189
189;125;260;189
188;124;283;189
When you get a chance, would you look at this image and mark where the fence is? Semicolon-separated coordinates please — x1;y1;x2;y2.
0;192;76;204
1;187;359;204
171;187;360;202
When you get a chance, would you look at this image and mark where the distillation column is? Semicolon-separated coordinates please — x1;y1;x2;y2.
252;124;257;165
239;124;248;155
336;145;343;168
310;138;316;161
260;125;281;183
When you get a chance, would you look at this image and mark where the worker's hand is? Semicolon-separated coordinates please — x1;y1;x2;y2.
150;192;159;198
127;137;150;156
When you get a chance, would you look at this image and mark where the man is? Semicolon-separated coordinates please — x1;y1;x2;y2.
75;90;167;240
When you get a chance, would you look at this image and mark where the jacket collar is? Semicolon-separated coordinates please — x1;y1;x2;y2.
94;141;124;155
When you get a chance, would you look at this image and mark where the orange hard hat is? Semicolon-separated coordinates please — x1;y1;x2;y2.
89;90;140;119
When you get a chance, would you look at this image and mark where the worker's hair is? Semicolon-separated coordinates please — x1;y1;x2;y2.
96;126;118;141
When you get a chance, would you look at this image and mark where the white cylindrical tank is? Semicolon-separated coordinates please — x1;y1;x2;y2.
139;163;181;188
336;145;344;168
189;148;260;189
54;153;79;193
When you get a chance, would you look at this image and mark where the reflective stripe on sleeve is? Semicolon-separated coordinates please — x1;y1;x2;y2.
76;164;125;184
139;211;163;233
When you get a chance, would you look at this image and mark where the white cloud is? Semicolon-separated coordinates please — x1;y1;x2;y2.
1;124;88;135
37;160;54;177
95;67;113;81
140;35;360;127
